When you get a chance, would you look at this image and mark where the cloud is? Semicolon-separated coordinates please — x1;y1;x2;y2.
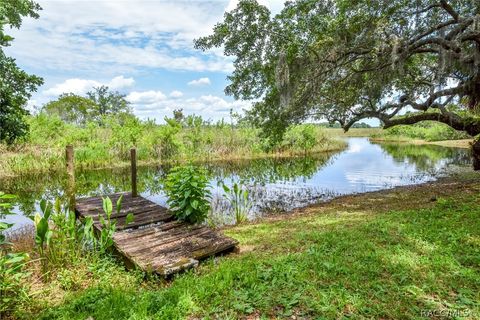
43;75;135;97
108;76;135;89
226;0;285;13
125;89;251;122
127;90;167;104
169;90;183;98
188;77;211;86
5;0;236;76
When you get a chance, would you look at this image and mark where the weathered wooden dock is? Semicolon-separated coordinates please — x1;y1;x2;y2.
75;192;238;276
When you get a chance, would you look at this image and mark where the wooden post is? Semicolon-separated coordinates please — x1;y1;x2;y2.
131;148;137;197
66;145;76;212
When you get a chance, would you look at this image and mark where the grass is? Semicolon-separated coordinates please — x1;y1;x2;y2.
0;116;346;178
325;127;381;137
8;172;480;319
371;121;471;144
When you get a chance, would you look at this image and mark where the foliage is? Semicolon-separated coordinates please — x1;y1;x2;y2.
221;181;251;224
42;93;98;125
282;124;318;154
29;196;122;276
195;1;480;149
86;86;132;123
0;111;346;177
0;0;43;144
0;192;29;316
96;196;121;253
164;166;211;224
372;121;470;142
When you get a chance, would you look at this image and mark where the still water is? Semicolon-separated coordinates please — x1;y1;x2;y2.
0;138;471;227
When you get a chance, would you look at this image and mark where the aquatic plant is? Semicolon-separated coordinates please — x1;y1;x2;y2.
221;182;252;224
96;196;124;252
164;165;211;224
0;193;30;316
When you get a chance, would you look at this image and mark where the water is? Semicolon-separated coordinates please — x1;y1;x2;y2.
0;138;471;228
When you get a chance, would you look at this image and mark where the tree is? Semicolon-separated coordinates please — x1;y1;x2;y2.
173;108;185;123
195;0;480;169
42;93;97;125
0;0;43;144
86;86;131;122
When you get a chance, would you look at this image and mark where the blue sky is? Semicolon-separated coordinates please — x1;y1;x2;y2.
5;0;285;123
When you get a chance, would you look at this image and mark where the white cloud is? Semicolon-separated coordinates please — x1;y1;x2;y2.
5;0;236;75
127;90;167;104
43;75;135;97
226;0;285;13
125;89;251;122
169;90;183;98
108;76;135;89
188;77;211;86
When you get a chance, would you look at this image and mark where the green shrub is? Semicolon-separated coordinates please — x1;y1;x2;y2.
283;124;318;154
374;121;469;142
0;193;30;317
164;166;211;224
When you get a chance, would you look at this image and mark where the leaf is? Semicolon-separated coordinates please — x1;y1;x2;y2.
191;200;199;210
125;212;135;225
116;195;124;215
103;197;113;216
0;222;13;231
222;184;230;193
39;199;47;214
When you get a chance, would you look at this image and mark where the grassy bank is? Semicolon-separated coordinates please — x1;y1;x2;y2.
371;121;471;143
371;138;473;149
325;127;381;137
0;115;346;178
6;172;480;319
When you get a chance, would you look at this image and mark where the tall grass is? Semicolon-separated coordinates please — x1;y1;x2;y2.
371;121;470;142
0;115;346;177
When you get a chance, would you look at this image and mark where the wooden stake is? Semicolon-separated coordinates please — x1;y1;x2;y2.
66;145;75;212
131;148;137;197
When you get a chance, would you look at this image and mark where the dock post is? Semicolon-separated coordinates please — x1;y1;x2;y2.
66;145;76;213
131;148;137;197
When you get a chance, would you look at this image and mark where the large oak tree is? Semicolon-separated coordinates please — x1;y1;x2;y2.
195;0;480;169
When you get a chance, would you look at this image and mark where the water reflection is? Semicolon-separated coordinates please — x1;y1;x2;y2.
0;138;471;227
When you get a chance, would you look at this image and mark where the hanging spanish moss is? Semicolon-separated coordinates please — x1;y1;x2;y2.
275;51;291;108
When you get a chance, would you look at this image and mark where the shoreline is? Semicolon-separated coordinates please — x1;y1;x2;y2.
0;143;347;179
370;137;473;149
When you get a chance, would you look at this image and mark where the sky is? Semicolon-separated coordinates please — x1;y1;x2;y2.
5;0;286;123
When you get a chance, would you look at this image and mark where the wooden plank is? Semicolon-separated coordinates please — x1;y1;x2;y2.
75;193;238;276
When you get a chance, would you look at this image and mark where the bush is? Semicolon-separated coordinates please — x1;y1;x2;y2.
164;166;211;224
283;124;317;154
0;193;30;317
374;121;469;142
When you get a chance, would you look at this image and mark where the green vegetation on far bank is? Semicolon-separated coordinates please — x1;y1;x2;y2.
371;121;471;143
4;173;480;319
0;114;346;178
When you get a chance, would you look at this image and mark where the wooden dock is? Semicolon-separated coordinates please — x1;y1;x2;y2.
75;192;238;276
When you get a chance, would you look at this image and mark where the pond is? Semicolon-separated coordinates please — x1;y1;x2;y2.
0;138;471;228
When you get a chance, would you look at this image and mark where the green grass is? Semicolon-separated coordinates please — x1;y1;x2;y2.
371;121;470;142
0;116;346;178
15;178;479;319
325;127;381;137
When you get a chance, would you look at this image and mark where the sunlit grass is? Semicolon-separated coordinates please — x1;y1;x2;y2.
13;177;479;320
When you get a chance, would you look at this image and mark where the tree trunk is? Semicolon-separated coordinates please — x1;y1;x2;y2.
473;138;480;171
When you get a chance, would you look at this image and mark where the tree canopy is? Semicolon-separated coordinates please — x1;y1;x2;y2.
196;0;480;168
43;87;132;125
0;0;43;144
42;93;97;125
86;86;132;120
